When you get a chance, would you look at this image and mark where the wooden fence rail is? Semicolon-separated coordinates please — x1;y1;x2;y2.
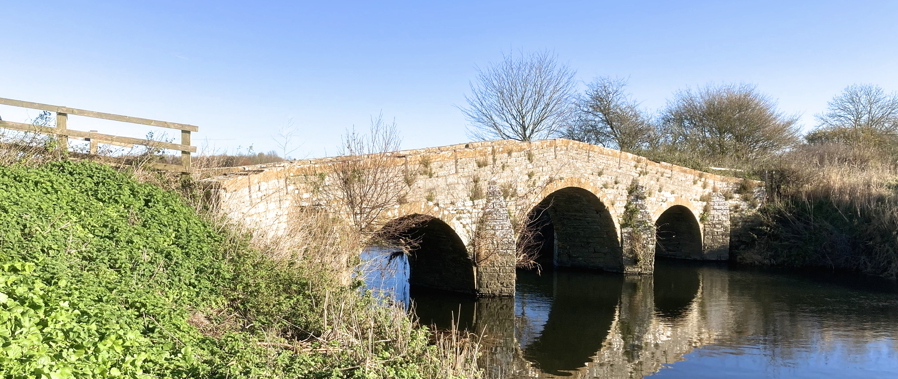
0;97;196;172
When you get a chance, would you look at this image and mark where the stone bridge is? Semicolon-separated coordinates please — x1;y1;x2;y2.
205;139;762;296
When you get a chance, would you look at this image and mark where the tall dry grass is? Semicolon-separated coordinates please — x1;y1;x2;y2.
193;151;286;168
234;196;483;377
0;129;68;166
742;143;898;277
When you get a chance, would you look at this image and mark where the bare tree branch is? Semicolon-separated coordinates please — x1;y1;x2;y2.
808;84;898;148
564;77;657;152
331;113;406;233
462;50;576;142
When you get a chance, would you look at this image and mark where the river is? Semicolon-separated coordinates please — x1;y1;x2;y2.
361;251;898;378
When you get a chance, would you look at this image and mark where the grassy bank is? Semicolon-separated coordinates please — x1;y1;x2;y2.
736;144;898;278
0;160;479;378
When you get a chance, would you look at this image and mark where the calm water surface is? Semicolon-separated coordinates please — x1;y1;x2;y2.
362;251;898;378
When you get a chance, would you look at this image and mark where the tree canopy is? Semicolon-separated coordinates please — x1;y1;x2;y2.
807;84;898;148
660;83;800;165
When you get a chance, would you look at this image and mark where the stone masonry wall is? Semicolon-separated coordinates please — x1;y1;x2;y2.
702;192;731;260
205;139;762;294
473;182;517;296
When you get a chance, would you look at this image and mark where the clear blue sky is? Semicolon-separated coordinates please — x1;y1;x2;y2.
2;1;896;158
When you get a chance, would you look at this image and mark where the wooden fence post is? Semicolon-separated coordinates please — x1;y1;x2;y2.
181;130;191;172
56;112;68;151
88;130;98;155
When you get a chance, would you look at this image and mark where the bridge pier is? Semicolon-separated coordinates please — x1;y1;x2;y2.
473;182;516;296
621;182;656;274
701;193;731;260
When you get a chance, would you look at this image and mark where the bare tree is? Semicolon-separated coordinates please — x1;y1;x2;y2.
807;84;898;147
331;113;406;233
660;83;800;166
564;77;657;152
462;50;576;141
273;118;300;160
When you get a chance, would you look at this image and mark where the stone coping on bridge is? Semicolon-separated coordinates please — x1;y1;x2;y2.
202;138;756;190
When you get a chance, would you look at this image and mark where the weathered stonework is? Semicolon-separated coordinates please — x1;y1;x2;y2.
702;192;731;260
620;182;655;274
473;182;516;296
204;139;762;295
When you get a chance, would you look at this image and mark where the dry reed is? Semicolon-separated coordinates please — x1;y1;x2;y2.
743;143;898;277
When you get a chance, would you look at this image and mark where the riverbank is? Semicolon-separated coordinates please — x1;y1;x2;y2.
735;143;898;278
0;159;479;378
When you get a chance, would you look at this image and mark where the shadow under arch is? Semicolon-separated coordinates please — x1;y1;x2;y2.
520;187;622;271
379;214;475;294
655;205;703;260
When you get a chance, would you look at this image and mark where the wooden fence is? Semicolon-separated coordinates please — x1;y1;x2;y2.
0;97;197;172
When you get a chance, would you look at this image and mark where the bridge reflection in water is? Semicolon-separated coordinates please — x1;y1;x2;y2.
362;252;898;378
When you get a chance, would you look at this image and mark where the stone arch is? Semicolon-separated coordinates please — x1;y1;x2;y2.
521;186;622;271
535;177;619;222
653;203;704;260
386;202;470;245
378;214;475;294
651;197;701;229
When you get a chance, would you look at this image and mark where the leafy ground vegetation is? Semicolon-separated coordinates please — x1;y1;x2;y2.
0;159;479;378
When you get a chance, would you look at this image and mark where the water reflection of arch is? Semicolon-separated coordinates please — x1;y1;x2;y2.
411;290;477;331
521;181;623;271
457;262;718;378
579;275;707;379
521;271;624;375
653;259;702;322
511;262;706;377
653;200;704;260
378;213;475;294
